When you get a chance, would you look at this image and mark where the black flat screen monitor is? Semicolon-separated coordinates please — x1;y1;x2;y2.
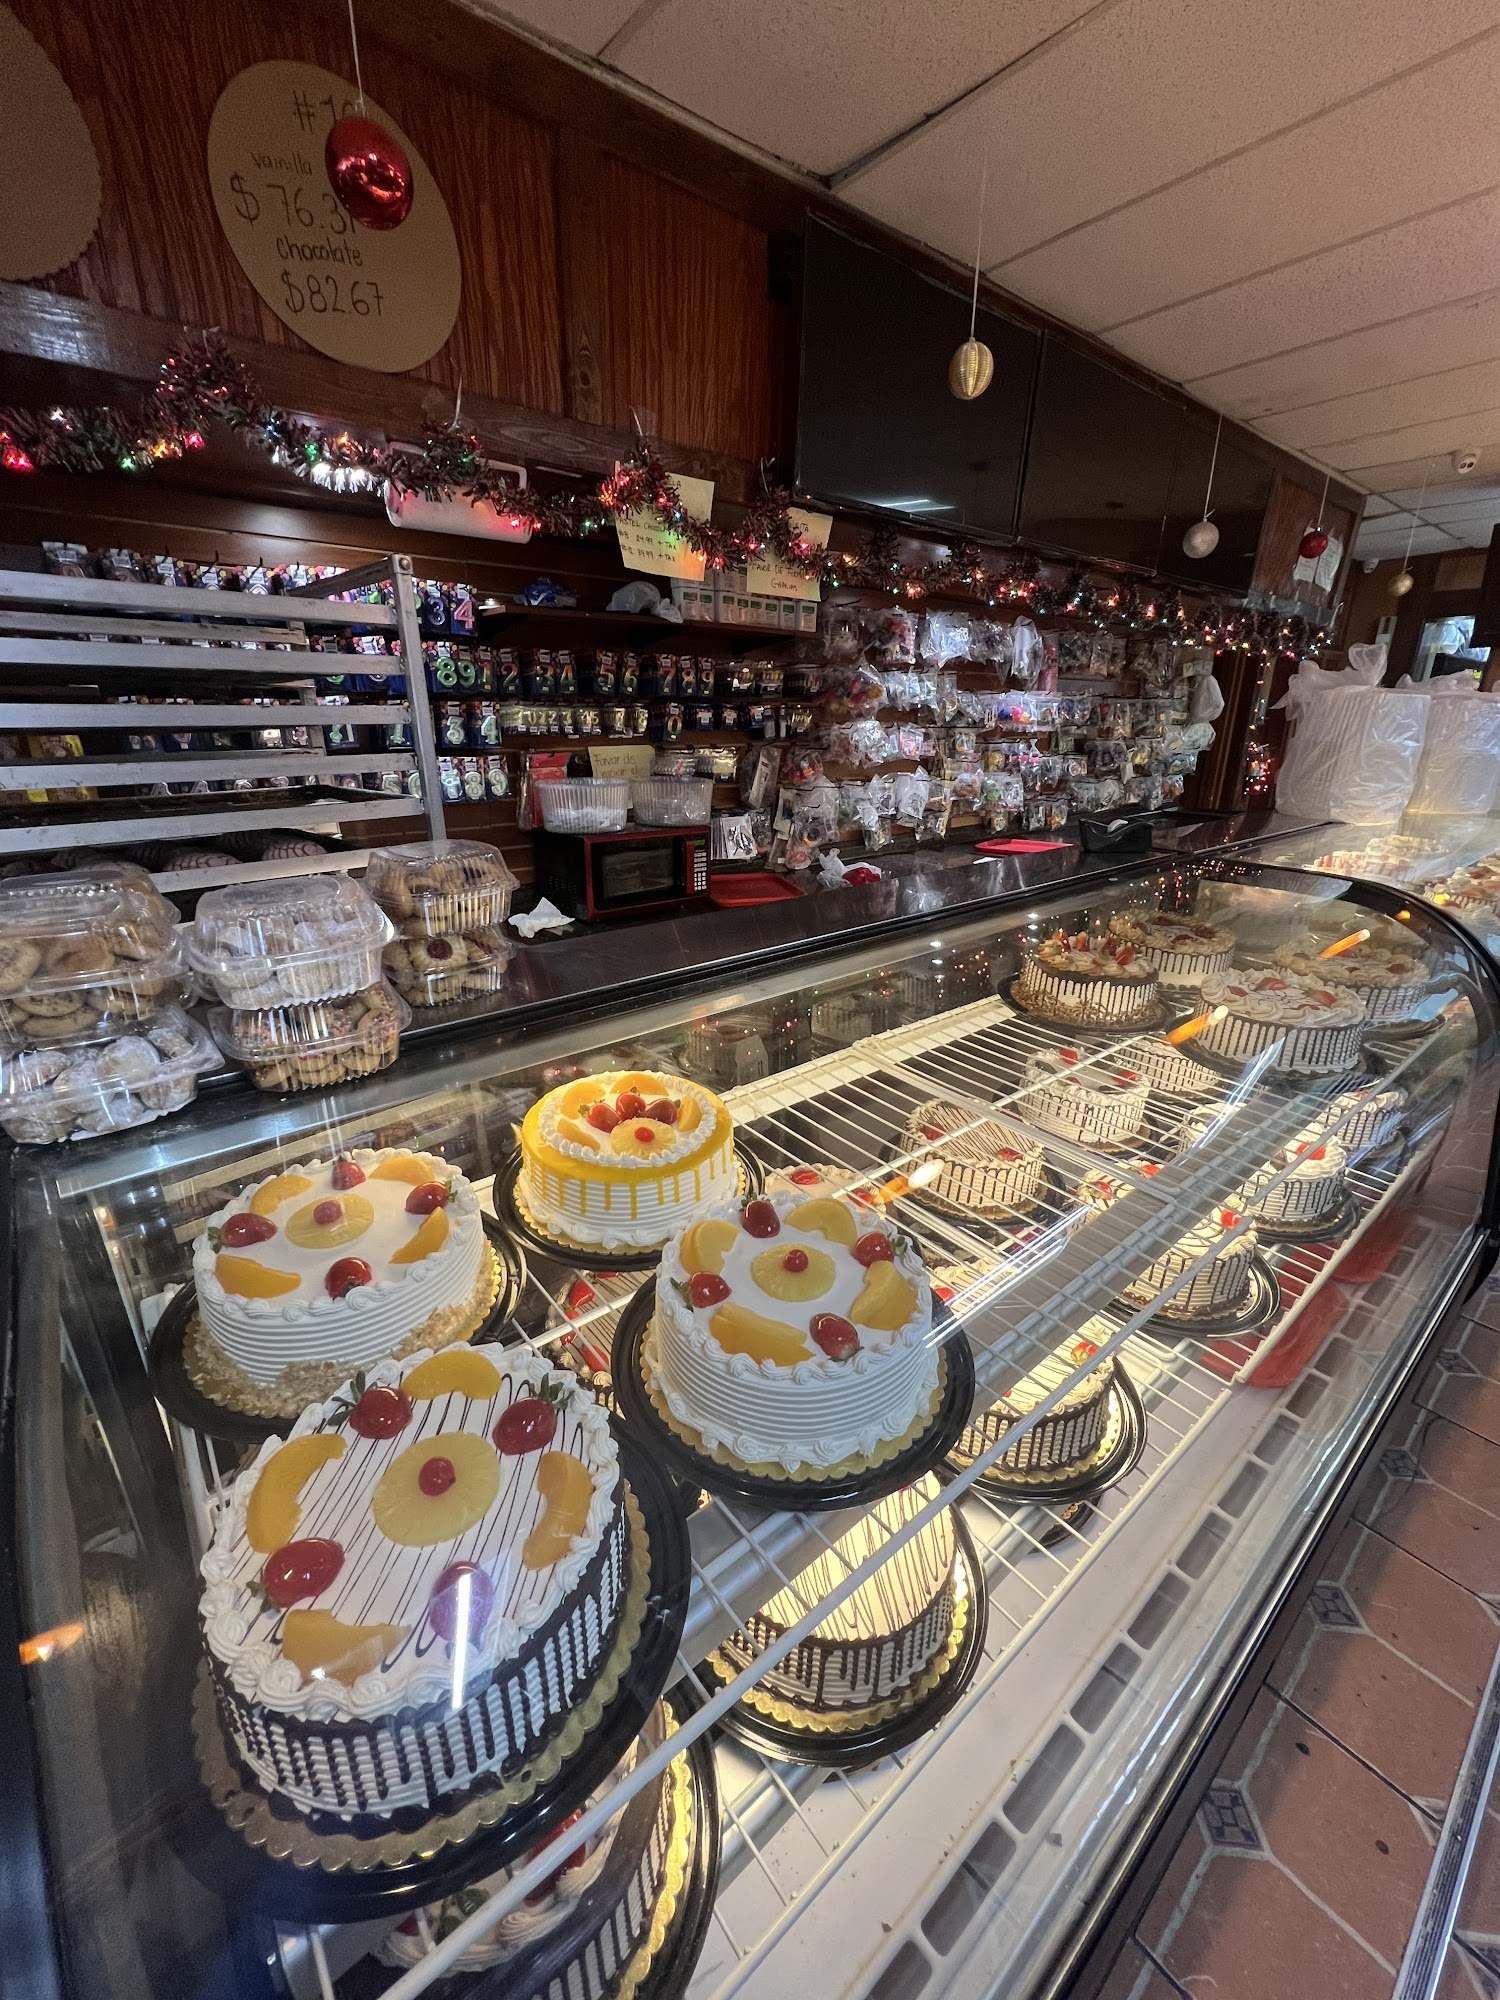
796;218;1039;539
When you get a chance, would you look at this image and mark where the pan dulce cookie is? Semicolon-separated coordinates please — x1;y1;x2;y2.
191;1146;490;1399
0;873;189;1043
383;924;514;1007
645;1188;938;1475
0;1008;220;1144
364;838;518;937
211;981;407;1093
518;1069;737;1251
199;1348;626;1818
188;875;392;1008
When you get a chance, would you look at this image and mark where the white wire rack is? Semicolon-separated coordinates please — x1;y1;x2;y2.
123;976;1480;2000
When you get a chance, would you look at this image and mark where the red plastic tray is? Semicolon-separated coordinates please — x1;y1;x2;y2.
974;838;1073;854
707;871;806;908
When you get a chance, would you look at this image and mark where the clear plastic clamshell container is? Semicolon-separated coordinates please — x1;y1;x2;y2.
0;873;190;1046
535;777;630;834
630;777;714;826
363;839;518;938
210;979;409;1093
187;875;393;1009
383;924;514;1008
0;1005;221;1144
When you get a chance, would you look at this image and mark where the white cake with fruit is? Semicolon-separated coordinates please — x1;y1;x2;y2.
518;1069;736;1251
646;1190;939;1476
191;1148;490;1408
199;1346;628;1820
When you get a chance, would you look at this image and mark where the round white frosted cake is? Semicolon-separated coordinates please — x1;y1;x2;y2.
903;1099;1046;1213
1196;967;1367;1076
1311;835;1445;883
1122;1207;1257;1321
518;1069;736;1250
712;1476;958;1720
1020;1048;1148;1148
956;1321;1118;1480
1272;936;1433;1026
1305;1082;1406;1155
1240;1137;1347;1228
1126;1034;1221;1098
1012;929;1161;1027
1109;913;1235;987
192;1148;489;1403
200;1347;627;1820
1076;1158;1163;1218
646;1189;938;1476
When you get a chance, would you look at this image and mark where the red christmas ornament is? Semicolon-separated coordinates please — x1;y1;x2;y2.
325;116;413;231
1298;527;1329;561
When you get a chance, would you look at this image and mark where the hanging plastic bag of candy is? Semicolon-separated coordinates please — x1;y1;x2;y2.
1010;618;1043;688
916;788;953;845
893;767;931;826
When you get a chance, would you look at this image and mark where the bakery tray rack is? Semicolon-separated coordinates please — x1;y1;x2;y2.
0;556;445;889
123;973;1479;2000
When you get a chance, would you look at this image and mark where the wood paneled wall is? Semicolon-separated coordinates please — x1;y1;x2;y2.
6;0;779;465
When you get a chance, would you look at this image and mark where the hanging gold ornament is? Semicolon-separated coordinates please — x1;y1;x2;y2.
1389;569;1415;598
949;337;994;400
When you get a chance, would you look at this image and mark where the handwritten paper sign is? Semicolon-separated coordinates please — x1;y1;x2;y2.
207;62;460;373
747;507;832;602
589;745;655;780
615;471;715;580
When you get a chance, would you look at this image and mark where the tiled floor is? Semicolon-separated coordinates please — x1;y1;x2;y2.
1093;1276;1500;2000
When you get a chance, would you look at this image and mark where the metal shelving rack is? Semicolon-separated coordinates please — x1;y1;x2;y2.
0;554;445;889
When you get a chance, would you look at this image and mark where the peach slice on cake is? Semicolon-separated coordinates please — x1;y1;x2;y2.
403;1348;501;1402
555;1115;605;1152
849;1260;917;1332
785;1197;858;1247
368;1153;435;1185
522;1450;594;1569
246;1433;347;1552
248;1173;314;1217
708;1303;811;1366
372;1433;499;1546
558;1079;599;1117
751;1244;836;1303
285;1194;374;1250
680;1218;739;1276
611;1072;662;1100
675;1096;703;1134
215;1253;300;1300
281;1609;409;1686
390;1208;450;1264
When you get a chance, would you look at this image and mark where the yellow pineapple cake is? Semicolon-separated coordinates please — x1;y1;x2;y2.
518;1069;736;1250
645;1188;938;1476
199;1346;627;1819
191;1148;490;1408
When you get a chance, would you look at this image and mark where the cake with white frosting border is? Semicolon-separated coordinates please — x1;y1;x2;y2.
1109;913;1235;988
1122;1208;1257;1320
646;1188;938;1477
518;1069;736;1250
1240;1137;1348;1228
1272;936;1433;1026
902;1099;1046;1214
1012;929;1161;1027
1020;1048;1148;1149
199;1347;627;1820
1196;967;1367;1076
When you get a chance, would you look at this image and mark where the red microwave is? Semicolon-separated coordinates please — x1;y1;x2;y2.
534;826;711;921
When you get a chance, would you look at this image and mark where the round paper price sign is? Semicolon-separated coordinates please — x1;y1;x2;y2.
207;62;460;373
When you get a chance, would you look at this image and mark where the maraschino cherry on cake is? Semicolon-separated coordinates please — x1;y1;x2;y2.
190;1148;492;1414
518;1069;736;1252
199;1345;631;1821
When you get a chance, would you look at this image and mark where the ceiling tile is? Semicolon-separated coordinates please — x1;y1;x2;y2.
1256;358;1500;449
479;0;642;58
991;32;1500;332
1340;447;1500;491
607;0;1095;179
846;0;1500;274
1326;413;1500;474
1109;186;1500;383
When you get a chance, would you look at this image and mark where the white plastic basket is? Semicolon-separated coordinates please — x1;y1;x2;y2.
536;778;630;834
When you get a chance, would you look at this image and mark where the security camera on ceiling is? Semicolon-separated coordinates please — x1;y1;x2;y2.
1455;448;1480;475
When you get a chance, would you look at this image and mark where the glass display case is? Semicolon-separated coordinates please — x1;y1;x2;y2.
4;847;1497;2000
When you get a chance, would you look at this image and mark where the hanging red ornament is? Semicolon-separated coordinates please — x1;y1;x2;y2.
325;116;413;231
1298;526;1329;561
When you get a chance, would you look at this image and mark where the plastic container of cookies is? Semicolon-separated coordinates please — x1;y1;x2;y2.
0;874;192;1047
364;839;518;937
209;979;409;1093
0;1006;222;1144
382;923;514;1008
535;777;629;833
187;875;393;1009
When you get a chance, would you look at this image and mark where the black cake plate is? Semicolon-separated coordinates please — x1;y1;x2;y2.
610;1279;974;1514
174;1425;692;1923
943;1357;1149;1505
146;1215;528;1448
696;1511;988;1770
1119;1248;1281;1342
492;1143;763;1275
